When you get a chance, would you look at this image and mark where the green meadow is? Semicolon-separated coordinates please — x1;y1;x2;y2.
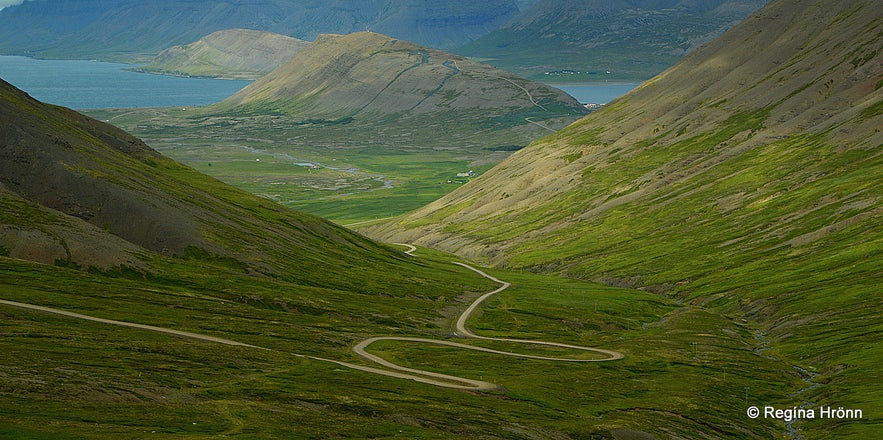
0;243;808;438
85;107;540;224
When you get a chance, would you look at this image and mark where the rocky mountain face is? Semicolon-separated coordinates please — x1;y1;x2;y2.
136;29;310;80
456;0;769;81
0;0;520;61
208;31;586;130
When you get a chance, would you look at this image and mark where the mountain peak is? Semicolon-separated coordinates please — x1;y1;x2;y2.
136;29;310;79
211;31;586;125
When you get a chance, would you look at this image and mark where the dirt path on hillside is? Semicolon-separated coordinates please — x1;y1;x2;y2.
1;245;622;391
350;245;623;389
0;299;263;348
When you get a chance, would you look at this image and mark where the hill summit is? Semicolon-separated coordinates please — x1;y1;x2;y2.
210;31;586;130
135;29;310;80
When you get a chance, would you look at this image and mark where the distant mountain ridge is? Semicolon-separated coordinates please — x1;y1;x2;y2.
135;29;310;80
456;0;768;81
0;0;520;61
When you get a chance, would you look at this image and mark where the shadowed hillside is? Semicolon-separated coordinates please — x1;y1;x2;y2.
366;1;882;436
135;29;310;80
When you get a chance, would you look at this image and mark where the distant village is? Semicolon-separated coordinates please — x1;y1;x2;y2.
447;169;476;184
544;69;610;112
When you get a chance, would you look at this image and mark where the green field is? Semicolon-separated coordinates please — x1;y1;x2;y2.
85;108;543;224
0;244;813;438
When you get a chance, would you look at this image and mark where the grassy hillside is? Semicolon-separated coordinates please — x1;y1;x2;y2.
456;0;767;81
366;0;883;437
4;245;807;439
135;29;309;80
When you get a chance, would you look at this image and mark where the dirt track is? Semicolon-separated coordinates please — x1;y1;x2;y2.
349;245;623;389
1;244;622;391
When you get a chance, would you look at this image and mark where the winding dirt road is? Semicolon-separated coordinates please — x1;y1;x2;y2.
1;244;622;391
349;245;623;389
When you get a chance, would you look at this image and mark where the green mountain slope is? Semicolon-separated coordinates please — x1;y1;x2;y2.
135;29;309;80
366;0;883;436
456;0;768;81
209;31;586;134
0;0;520;62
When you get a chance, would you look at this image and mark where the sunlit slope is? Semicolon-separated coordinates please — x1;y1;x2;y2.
136;29;309;80
0;77;431;292
209;31;586;127
367;1;882;434
372;0;881;283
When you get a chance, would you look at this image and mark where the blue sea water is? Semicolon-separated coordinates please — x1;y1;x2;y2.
0;55;635;110
553;83;639;104
0;55;252;109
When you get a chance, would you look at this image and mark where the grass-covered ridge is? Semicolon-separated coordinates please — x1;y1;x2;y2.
134;29;309;80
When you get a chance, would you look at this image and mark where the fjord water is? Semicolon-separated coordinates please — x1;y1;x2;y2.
0;55;252;109
553;82;638;104
0;55;637;110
